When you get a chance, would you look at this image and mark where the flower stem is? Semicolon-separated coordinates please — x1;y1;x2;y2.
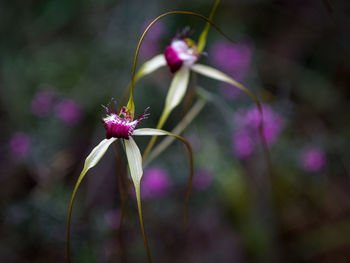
135;185;152;263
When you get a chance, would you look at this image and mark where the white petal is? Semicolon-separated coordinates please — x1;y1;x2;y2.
164;66;190;118
66;137;117;260
191;63;261;113
124;137;143;189
135;54;166;83
83;138;118;173
133;128;169;136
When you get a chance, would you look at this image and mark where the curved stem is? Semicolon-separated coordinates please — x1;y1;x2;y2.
65;180;81;263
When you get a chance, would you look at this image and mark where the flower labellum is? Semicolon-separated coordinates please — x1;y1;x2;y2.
102;102;149;140
164;39;199;73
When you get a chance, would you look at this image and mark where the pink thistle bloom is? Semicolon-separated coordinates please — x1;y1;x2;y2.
164;38;199;73
9;132;31;158
300;147;327;172
54;98;83;125
102;101;149;140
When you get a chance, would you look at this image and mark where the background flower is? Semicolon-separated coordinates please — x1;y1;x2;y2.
300;147;327;172
232;104;284;159
141;167;172;199
9;132;31;158
31;91;54;118
54;98;83;125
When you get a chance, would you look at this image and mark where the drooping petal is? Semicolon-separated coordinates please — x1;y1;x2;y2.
190;63;260;106
134;128;194;227
66;138;117;262
123;137;152;262
135;54;167;83
142;66;190;160
163;66;191;123
191;64;274;185
124;137;143;189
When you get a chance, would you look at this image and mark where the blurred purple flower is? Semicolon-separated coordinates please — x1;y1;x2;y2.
210;40;253;100
232;105;284;159
232;130;255;159
141;167;172;199
193;169;212;191
104;209;121;230
9;132;31;158
210;40;253;82
300;147;326;172
54;99;83;125
140;20;165;60
31;91;54;117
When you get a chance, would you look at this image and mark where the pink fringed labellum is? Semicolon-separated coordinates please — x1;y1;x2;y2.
102;101;149;140
164;39;199;73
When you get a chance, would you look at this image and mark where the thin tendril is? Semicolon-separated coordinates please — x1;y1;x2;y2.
127;10;237;110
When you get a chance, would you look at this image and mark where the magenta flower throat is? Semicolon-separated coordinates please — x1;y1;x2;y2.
164;29;200;73
102;101;149;140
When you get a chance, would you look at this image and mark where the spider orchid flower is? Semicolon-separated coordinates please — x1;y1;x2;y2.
66;100;193;263
136;32;257;134
136;31;259;158
120;2;262;160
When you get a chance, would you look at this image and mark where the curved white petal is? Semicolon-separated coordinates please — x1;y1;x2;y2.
124;137;143;189
135;54;166;83
191;63;261;113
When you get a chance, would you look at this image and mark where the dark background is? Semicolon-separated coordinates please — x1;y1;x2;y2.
1;0;350;262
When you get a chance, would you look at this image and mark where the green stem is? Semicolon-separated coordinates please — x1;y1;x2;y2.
135;185;152;263
197;0;221;53
66;178;82;263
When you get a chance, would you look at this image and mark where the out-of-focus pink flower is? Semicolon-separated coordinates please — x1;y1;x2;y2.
210;40;253;81
193;169;212;191
104;209;121;230
9;132;31;158
300;147;326;172
140;20;165;59
141;167;172;199
54;99;83;125
232;105;284;159
31;91;54;117
232;130;255;159
210;40;253;99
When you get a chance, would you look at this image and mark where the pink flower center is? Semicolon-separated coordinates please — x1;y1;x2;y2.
102;105;149;139
164;39;198;73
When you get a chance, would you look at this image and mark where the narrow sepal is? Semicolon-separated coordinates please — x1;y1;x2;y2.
66;138;117;263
